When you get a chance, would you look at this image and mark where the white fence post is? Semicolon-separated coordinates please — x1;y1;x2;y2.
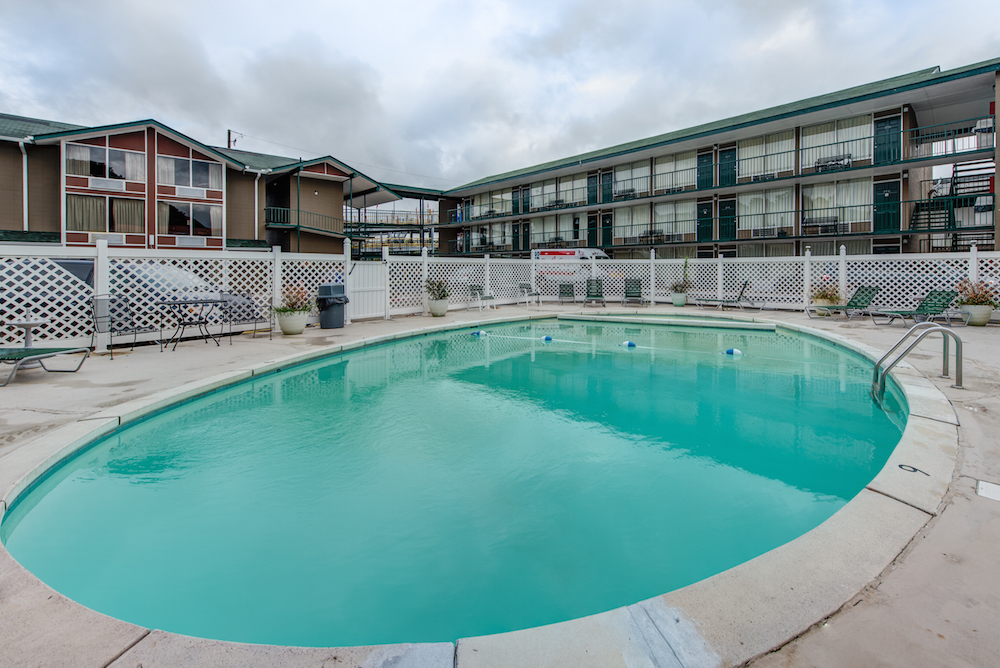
969;242;979;283
421;247;429;315
838;245;848;300
590;255;597;279
95;239;110;351
344;240;353;325
484;254;492;297
531;253;537;293
271;245;282;307
649;248;656;302
803;246;812;311
716;255;724;300
382;246;391;320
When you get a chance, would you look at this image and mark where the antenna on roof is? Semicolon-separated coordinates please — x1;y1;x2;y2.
227;130;245;149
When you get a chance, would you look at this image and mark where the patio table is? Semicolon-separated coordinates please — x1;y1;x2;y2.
157;295;224;351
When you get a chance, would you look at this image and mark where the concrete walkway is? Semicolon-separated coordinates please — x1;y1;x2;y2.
1;304;997;667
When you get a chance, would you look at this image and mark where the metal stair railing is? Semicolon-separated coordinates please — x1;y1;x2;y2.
871;322;964;403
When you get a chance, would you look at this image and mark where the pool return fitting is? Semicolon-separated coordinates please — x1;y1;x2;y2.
871;321;963;404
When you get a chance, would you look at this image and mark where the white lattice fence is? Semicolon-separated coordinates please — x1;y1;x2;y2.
808;257;840;302
389;259;423;315
728;258;805;308
535;261;591;299
281;256;346;315
426;259;487;307
109;256;232;330
979;255;1000;303
686;259;719;299
596;260;650;299
1;257;94;345
846;254;969;310
488;260;532;303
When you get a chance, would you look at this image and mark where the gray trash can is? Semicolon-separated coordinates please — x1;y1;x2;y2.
317;284;349;329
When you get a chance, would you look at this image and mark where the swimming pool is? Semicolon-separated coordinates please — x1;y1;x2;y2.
1;319;907;648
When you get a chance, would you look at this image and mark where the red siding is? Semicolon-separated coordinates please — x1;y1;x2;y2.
156;134;189;158
109;131;145;151
76;136;106;147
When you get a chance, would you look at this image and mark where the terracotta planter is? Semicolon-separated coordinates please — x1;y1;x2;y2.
276;311;310;335
429;299;449;317
960;304;994;327
670;292;687;307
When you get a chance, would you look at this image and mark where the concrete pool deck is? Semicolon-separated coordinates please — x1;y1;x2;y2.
0;305;997;667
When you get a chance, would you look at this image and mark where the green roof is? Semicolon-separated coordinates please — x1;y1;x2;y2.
0;113;83;139
212;147;301;171
448;56;1000;192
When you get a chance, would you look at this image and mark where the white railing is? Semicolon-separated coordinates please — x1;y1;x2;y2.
1;241;996;347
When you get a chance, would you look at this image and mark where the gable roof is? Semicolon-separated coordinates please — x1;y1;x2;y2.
446;56;1000;193
0;112;83;140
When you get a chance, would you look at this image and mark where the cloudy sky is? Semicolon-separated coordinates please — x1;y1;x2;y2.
1;0;998;195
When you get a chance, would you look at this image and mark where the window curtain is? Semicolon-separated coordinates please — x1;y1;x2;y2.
675;200;696;234
66;145;91;177
530;182;543;210
613;207;631;237
808;241;836;256
844;239;872;255
500;189;512;214
614;164;632;196
542;180;557;207
111;198;144;234
838;115;873;160
541;215;557;238
157;201;171;234
653;202;674;233
210;205;223;236
738;136;765;179
631;204;650;233
125;152;145;181
558;213;572;238
157;156;176;186
802;182;835;216
66;194;105;232
738;243;765;257
558;177;574;203
571;173;587;203
632;161;650;194
765;243;794;257
765;130;795;175
765;187;794;229
654;156;675;191
838;178;872;223
208;163;223;190
801;122;836;166
738;192;765;230
674;152;696;188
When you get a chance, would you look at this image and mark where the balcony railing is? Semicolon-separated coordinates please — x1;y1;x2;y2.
441;194;995;254
265;207;344;235
344;209;439;227
445;116;995;224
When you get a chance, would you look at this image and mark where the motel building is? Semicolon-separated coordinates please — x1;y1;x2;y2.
0;118;400;254
0;56;997;261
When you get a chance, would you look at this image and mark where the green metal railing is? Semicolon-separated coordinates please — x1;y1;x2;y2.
265;207;344;235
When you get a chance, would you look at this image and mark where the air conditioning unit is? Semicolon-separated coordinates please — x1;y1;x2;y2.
177;186;207;198
751;228;777;238
90;233;125;245
176;236;208;248
89;178;126;192
665;233;685;242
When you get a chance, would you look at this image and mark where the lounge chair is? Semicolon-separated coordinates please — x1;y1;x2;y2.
872;290;959;326
1;347;90;387
518;283;541;308
621;278;650;306
220;291;273;342
584;279;606;307
695;280;760;311
467;285;496;311
558;283;577;305
91;293;159;359
806;286;881;320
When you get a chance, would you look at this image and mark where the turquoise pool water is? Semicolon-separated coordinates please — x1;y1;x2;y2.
1;320;906;647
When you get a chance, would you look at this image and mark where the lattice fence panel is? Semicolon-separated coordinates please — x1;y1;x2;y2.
226;258;274;313
846;255;968;310
809;258;840;302
426;260;487;307
654;261;684;301
595;260;651;299
110;257;231;330
685;260;719;300
488;260;532;302
728;258;805;307
979;255;1000;304
280;258;346;314
389;259;424;314
1;257;94;345
534;261;591;298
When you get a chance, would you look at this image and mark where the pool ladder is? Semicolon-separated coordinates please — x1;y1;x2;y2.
871;321;964;404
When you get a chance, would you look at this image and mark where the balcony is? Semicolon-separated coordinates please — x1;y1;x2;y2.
265;207;344;237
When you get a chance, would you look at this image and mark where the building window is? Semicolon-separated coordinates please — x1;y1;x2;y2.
157;156;222;189
66;144;145;181
801;114;873;169
653;151;696;192
66;195;145;233
802;178;872;228
157;201;222;236
737;187;793;231
613;161;651;197
737;130;794;181
653;199;697;236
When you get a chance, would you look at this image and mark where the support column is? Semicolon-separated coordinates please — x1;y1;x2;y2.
95;240;111;351
272;245;283;307
421;247;429;315
970;242;979;283
716;254;724;300
838;245;848;301
484;254;492;297
803;246;812;311
649;248;656;302
382;246;391;320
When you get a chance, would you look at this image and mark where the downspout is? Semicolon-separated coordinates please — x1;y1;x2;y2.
18;140;28;231
241;167;271;241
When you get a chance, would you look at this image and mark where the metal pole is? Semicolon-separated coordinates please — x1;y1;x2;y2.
296;166;301;252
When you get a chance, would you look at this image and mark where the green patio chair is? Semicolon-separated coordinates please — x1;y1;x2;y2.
584;279;606;307
467;284;496;311
558;283;577;305
872;290;959;326
518;283;541;308
806;286;881;320
621;278;650;307
695;280;760;311
1;347;90;387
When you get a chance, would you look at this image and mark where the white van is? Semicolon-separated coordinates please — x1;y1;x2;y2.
531;248;609;261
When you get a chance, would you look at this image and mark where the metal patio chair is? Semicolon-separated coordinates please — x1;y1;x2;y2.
467;285;496;311
584;279;606;307
558;283;577;305
518;283;541;308
90;293;160;359
622;278;650;307
872;290;959;326
695;280;761;312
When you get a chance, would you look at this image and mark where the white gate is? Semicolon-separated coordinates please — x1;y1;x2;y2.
348;261;386;320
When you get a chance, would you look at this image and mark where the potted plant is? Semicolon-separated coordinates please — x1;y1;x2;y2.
273;286;314;335
810;284;841;308
426;279;450;317
670;257;690;307
955;279;997;326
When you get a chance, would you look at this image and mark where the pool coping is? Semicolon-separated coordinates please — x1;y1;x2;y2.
0;314;959;668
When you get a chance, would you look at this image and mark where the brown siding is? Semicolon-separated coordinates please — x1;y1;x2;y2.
26;145;60;233
225;169;258;240
297;233;343;254
0;142;23;231
293;177;344;225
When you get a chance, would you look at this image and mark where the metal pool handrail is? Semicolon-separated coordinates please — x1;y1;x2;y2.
871;322;964;403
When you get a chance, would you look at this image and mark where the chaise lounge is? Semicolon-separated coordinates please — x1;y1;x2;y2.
1;347;90;387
